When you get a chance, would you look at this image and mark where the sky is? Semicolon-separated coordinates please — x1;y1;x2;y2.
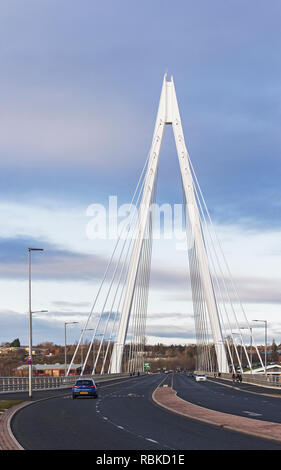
1;0;281;348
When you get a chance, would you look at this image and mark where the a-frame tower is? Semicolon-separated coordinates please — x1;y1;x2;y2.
109;74;229;374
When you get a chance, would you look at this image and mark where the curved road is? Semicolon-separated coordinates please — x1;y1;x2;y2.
9;373;281;450
173;373;281;424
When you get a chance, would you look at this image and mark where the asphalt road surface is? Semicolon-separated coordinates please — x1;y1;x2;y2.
173;373;281;424
10;373;281;450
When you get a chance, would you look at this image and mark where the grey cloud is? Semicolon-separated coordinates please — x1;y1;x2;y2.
145;325;195;341
51;300;90;308
1;237;281;306
158;273;281;306
0;236;111;281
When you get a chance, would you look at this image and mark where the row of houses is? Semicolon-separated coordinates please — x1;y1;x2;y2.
15;363;92;377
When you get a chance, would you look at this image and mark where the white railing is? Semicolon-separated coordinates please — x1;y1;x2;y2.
195;371;281;389
0;373;130;393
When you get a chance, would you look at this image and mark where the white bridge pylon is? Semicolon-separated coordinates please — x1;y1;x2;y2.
67;74;264;378
109;74;229;374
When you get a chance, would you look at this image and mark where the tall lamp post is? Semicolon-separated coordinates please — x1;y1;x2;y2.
64;322;79;376
253;319;268;378
28;247;44;398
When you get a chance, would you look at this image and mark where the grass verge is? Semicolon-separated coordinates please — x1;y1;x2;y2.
0;400;23;413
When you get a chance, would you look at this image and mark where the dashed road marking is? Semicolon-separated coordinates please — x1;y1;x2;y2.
243;411;263;417
146;438;159;444
93;375;174;450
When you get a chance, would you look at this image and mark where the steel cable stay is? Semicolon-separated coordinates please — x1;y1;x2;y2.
192;182;245;372
126;219;146;371
90;227;135;374
136;179;155;371
75;195;140;375
127;169;156;373
136;208;153;371
195;191;250;372
182;149;249;372
188;155;263;372
192;171;249;372
184;183;211;371
84;133;159;375
80;162;152;375
103;236;137;374
92;199;144;375
67;124;162;375
127;171;156;373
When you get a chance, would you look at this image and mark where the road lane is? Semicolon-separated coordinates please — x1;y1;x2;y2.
10;373;281;450
173;373;281;424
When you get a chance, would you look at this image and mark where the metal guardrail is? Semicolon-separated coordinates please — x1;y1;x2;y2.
0;373;130;393
195;371;281;389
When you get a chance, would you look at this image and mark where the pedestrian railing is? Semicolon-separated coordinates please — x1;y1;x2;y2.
0;373;130;393
195;371;281;389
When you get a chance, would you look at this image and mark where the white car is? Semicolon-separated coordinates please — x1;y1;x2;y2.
195;374;207;382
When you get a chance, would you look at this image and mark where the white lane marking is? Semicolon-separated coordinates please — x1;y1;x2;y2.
146;438;159;444
95;375;173;449
243;411;262;417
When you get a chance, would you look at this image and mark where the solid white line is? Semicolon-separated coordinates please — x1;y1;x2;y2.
145;438;159;444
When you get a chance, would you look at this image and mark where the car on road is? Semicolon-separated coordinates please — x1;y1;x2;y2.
195;374;207;382
72;378;98;399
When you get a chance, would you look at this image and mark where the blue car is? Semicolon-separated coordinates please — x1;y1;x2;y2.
72;378;98;399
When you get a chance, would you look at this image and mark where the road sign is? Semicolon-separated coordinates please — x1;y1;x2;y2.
144;363;151;370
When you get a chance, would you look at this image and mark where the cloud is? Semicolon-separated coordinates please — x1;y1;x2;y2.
0;306;196;346
145;325;195;341
0;236;109;281
51;300;90;309
2;227;281;309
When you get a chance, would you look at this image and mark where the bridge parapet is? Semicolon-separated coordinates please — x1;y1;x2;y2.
0;373;130;394
195;371;281;389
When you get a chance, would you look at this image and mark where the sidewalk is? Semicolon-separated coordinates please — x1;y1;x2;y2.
0;401;29;450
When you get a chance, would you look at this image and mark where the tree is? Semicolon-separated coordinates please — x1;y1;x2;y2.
9;338;20;348
270;340;278;363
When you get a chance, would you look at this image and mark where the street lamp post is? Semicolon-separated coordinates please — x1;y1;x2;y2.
252;319;268;378
28;247;44;398
250;327;253;374
64;322;79;376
